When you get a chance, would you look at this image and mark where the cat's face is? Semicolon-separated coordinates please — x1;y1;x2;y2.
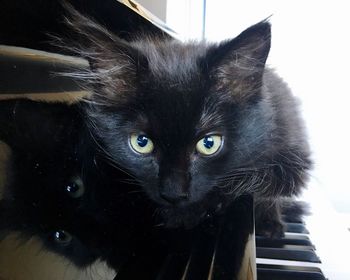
101;68;230;207
69;16;272;227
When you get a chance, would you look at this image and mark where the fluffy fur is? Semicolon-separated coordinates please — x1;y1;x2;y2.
61;12;311;229
0;7;312;269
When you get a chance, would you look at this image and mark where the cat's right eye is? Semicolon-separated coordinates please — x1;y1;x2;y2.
129;133;154;154
65;176;85;198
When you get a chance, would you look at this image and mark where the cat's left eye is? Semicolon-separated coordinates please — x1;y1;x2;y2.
196;135;223;156
129;133;154;154
53;230;72;246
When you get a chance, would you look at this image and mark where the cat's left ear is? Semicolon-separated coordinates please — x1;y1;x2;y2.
59;2;136;67
207;20;271;101
55;2;143;100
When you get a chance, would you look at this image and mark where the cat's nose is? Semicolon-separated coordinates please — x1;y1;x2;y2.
160;191;189;204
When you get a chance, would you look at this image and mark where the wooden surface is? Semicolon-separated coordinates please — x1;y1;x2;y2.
237;234;257;280
0;234;115;280
0;143;10;199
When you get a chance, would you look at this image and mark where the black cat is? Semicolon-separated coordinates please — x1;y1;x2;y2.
58;10;311;230
0;7;311;271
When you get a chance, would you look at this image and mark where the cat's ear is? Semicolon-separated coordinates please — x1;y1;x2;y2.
55;3;143;100
207;20;271;101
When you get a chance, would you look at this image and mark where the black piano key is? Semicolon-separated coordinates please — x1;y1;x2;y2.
114;235;170;280
284;233;311;240
256;247;321;263
257;264;326;280
258;269;326;280
280;244;315;251
281;214;305;224
256;235;315;248
257;264;323;273
285;223;310;234
156;253;191;280
256;233;312;240
210;196;254;280
114;252;167;280
182;230;217;280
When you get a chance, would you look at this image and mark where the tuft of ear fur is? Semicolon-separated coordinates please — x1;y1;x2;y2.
53;2;143;104
208;20;271;101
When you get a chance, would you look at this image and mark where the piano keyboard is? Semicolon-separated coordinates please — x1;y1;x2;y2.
257;182;350;280
256;225;326;280
109;194;335;280
111;195;255;280
110;225;328;280
112;188;349;280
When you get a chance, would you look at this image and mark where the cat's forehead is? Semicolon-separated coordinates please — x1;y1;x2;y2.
115;39;233;141
134;39;207;81
132;91;227;143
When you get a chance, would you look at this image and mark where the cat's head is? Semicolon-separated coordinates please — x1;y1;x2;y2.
63;9;274;227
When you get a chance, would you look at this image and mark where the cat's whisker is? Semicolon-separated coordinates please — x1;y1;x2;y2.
102;157;138;181
119;180;140;186
152;208;165;220
154;223;165;228
126;190;144;194
121;178;139;184
83;118;139;181
216;165;276;198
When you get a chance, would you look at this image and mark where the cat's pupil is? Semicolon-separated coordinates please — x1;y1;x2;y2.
203;136;214;149
66;182;78;194
55;231;65;240
54;230;72;245
137;135;149;147
64;177;84;198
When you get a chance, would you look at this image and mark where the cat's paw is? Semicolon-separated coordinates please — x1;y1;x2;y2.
255;218;285;238
281;200;310;223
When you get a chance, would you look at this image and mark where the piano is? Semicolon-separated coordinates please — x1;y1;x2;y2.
256;181;350;280
1;0;348;279
110;183;345;280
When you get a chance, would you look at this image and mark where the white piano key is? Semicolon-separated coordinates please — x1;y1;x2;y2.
301;181;350;280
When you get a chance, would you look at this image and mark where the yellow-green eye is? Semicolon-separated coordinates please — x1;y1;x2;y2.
196;135;222;156
130;133;154;154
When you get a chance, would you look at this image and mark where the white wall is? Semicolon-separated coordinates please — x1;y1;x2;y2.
169;0;350;213
166;0;204;40
136;0;167;21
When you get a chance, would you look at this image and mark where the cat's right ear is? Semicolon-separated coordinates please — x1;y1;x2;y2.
206;20;271;102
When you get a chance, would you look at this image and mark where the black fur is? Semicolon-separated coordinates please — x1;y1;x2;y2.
0;9;312;270
64;15;311;228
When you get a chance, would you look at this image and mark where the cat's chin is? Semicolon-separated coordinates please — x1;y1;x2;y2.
159;201;224;229
160;206;207;229
147;190;226;229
